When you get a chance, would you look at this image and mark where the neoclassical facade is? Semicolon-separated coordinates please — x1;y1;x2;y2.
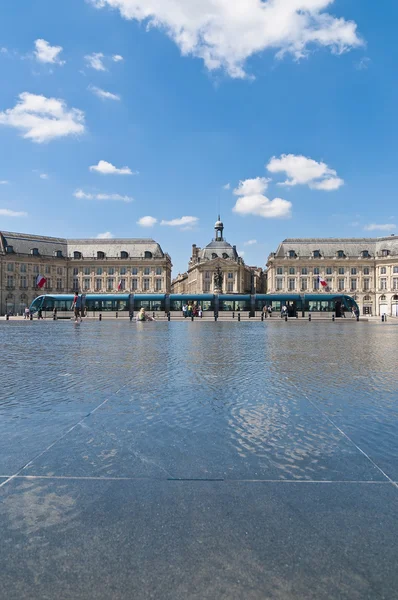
171;218;265;295
0;231;172;315
267;237;398;316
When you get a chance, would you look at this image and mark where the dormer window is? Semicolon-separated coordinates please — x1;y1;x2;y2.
313;250;321;258
73;251;82;259
120;251;128;259
337;250;345;258
31;248;39;256
222;253;229;259
288;250;296;258
361;250;370;258
212;253;218;259
144;251;153;259
5;245;14;254
382;249;390;257
55;250;63;258
97;251;105;259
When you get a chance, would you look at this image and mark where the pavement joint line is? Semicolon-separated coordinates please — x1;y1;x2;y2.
2;475;393;484
0;379;134;490
288;379;398;491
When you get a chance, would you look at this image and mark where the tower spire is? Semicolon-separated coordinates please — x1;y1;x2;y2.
214;215;224;242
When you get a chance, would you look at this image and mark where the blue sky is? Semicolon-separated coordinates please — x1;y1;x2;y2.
0;0;397;275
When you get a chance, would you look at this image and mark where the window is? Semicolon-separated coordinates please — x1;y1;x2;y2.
313;267;320;275
119;279;126;291
222;253;229;259
57;267;63;275
362;250;370;258
380;278;387;290
392;266;398;274
56;278;62;290
45;265;50;274
289;267;295;275
132;267;138;275
277;267;283;275
132;278;138;290
33;265;39;274
144;251;153;259
74;251;82;259
313;277;320;290
204;271;210;279
337;250;345;258
363;267;370;275
95;279;102;291
6;245;14;254
7;263;14;272
84;278;90;291
31;248;39;256
144;267;150;275
338;278;345;291
326;267;332;275
120;267;127;275
97;251;105;259
276;278;283;291
288;250;296;258
227;282;233;292
313;250;321;258
108;267;115;275
120;251;128;259
301;278;308;291
380;267;386;274
326;278;333;289
350;279;357;291
156;267;162;275
351;268;357;275
393;278;398;290
84;267;90;275
203;281;211;292
143;278;150;291
338;267;345;275
73;267;78;276
20;276;27;288
228;272;233;279
155;279;162;291
107;278;114;291
20;264;26;273
380;295;386;301
97;267;103;275
301;267;308;275
212;253;218;259
381;249;389;257
363;279;370;291
73;279;79;291
46;278;52;289
7;275;14;287
288;278;295;291
56;250;63;258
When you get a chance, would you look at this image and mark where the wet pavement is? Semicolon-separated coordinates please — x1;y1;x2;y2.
1;320;398;599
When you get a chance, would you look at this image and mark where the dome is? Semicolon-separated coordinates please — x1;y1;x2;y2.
215;220;223;228
198;239;238;262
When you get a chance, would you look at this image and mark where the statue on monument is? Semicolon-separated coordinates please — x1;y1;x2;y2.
213;266;223;292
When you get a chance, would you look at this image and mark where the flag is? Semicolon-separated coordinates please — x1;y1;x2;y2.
318;276;329;290
36;274;47;289
117;280;122;291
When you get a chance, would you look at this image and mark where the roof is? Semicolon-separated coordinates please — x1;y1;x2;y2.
198;239;239;261
272;236;398;259
0;231;67;256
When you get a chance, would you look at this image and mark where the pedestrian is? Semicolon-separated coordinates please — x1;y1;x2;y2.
24;306;30;320
198;304;202;318
182;304;187;318
267;305;272;317
71;292;82;322
53;307;58;320
37;308;43;320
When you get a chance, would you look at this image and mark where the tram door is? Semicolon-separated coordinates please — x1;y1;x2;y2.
286;301;296;317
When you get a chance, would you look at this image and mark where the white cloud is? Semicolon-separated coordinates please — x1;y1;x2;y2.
1;48;8;54
223;183;230;190
233;178;292;219
160;216;199;227
40;173;49;179
89;160;134;175
0;208;27;217
85;52;107;71
74;189;133;202
97;231;114;239
267;154;344;190
0;180;9;184
89;0;362;78
137;216;157;227
244;239;257;246
364;223;396;232
0;92;85;143
88;86;120;101
34;39;65;65
112;54;124;62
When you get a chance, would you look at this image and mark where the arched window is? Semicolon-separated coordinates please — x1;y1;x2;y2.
380;295;386;301
97;251;105;259
144;251;152;259
393;295;398;301
212;253;218;259
222;253;229;259
73;251;82;259
120;251;128;259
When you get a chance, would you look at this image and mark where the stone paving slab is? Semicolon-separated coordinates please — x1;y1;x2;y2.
0;478;397;600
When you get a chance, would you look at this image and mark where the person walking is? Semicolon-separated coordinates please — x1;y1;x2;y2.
24;306;30;320
72;293;82;322
182;304;187;318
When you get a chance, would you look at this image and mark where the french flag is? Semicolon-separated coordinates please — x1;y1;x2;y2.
318;276;328;290
36;274;47;289
117;280;123;291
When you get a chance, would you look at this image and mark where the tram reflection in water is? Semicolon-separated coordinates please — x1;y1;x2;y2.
30;293;359;318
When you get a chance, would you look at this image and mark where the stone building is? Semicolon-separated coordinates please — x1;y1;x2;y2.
267;236;398;316
171;218;265;294
0;231;172;315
